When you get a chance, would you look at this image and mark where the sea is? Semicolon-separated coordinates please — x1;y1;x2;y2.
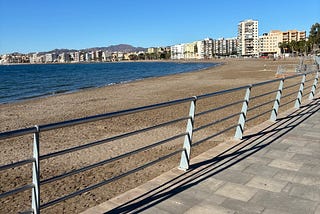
0;61;218;104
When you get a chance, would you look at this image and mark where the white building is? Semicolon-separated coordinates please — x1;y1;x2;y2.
196;41;204;59
203;38;213;59
171;44;185;60
73;52;80;62
238;19;259;57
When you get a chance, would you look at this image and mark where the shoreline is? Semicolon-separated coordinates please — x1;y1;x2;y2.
0;58;298;132
1;58;305;213
0;61;220;105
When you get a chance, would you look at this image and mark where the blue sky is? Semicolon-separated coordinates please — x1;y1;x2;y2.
0;0;319;54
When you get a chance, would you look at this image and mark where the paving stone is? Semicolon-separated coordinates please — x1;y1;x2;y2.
289;184;320;202
213;169;253;184
291;153;320;166
184;202;235;214
245;156;273;165
280;137;308;147
176;185;226;205
250;190;318;214
215;182;258;202
262;208;291;214
274;170;320;187
315;204;320;214
263;149;295;160
286;145;315;155
243;163;279;177
152;197;193;213
303;130;320;138
221;198;264;214
194;177;225;193
299;163;320;176
141;206;171;214
228;160;251;171
246;176;288;192
268;159;303;171
281;182;294;193
313;124;320;129
305;142;320;151
266;142;290;151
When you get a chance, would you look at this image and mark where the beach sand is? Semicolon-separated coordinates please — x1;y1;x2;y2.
0;58;307;213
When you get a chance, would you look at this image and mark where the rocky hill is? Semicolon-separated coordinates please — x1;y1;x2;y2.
36;44;146;55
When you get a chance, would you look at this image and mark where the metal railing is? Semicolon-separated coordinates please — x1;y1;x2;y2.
0;66;319;213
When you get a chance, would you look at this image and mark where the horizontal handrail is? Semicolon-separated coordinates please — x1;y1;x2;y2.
196;99;244;117
39;97;194;132
0;127;36;140
280;99;296;107
282;90;299;99
250;89;279;100
283;81;302;90
194;112;240;132
305;78;315;83
193;124;238;146
40;116;189;160
40;148;184;210
0;184;34;199
197;85;250;100
248;99;275;112
247;109;272;123
41;132;187;185
0;158;35;171
251;78;282;87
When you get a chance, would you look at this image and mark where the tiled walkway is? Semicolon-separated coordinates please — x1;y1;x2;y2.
83;97;320;214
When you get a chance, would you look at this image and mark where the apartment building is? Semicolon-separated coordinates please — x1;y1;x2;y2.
259;30;283;57
170;44;185;60
282;30;306;43
184;41;198;59
238;19;259;57
203;38;213;59
213;38;238;56
259;29;306;57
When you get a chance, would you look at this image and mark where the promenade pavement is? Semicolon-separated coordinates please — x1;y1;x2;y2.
83;96;320;214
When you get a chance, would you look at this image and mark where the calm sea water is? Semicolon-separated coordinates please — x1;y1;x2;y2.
0;62;218;104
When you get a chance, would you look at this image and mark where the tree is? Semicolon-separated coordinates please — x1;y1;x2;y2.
309;23;320;51
279;42;291;54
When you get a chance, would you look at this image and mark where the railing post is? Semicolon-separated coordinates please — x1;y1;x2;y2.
294;74;306;109
270;79;284;121
32;125;40;214
309;71;319;100
235;85;251;140
179;96;196;171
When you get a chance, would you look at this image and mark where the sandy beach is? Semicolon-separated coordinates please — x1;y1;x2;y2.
0;58;309;213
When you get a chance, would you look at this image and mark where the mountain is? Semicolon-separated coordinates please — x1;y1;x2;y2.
82;44;146;53
28;44;147;55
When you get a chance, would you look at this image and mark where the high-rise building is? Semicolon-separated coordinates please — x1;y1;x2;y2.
238;19;259;57
213;38;238;56
282;30;306;43
203;38;213;59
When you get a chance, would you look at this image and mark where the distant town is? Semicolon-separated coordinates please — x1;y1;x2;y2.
1;19;317;65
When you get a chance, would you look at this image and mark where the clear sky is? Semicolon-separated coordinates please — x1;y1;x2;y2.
0;0;319;54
